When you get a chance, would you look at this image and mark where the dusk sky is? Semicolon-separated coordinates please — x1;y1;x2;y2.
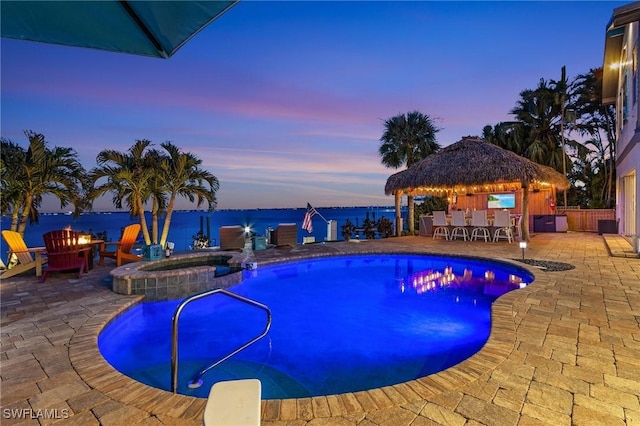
1;1;627;212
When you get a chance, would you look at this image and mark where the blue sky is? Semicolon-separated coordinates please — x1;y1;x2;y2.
1;1;627;211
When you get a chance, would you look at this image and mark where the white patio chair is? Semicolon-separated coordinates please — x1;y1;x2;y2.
493;210;514;243
470;210;491;242
449;210;469;241
512;214;523;240
432;211;450;240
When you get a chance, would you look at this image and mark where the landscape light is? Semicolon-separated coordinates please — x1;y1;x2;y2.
519;241;527;260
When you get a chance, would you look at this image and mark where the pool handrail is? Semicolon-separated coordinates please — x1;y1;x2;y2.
171;288;272;393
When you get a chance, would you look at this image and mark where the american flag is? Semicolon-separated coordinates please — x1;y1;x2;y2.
302;203;318;233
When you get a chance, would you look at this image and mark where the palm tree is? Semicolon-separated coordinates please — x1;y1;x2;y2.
89;140;156;245
89;140;220;249
157;142;219;247
482;122;528;156
570;68;616;208
0;139;26;230
144;148;168;245
484;67;615;209
0;131;86;235
379;111;441;235
510;79;566;171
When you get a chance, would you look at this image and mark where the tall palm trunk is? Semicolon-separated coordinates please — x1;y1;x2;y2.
603;108;616;208
137;197;151;245
7;206;23;267
599;155;608;205
10;209;19;232
159;197;177;247
17;194;33;235
151;197;159;244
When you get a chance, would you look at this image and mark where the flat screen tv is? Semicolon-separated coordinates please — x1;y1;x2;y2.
487;193;516;209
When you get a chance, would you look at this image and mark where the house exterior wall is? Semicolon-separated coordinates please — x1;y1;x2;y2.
605;5;640;247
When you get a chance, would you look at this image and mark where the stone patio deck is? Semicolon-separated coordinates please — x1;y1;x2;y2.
1;232;639;425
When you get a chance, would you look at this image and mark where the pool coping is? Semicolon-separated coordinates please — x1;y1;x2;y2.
69;250;545;422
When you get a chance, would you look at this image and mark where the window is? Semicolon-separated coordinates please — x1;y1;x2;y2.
633;46;637;105
623;71;629;124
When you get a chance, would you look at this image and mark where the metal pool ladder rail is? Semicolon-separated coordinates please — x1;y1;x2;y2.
171;288;272;393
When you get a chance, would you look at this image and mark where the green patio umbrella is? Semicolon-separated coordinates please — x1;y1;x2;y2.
1;1;238;59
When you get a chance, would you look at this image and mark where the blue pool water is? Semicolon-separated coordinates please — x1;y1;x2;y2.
98;254;533;399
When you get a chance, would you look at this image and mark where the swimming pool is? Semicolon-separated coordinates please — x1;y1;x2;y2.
98;254;533;399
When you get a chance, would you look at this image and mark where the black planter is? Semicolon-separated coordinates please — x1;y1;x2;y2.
597;219;618;235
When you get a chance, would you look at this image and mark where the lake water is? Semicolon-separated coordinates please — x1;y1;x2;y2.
1;206;400;260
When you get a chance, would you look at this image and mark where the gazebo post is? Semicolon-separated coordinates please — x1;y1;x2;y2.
521;182;530;242
407;192;415;235
394;191;402;236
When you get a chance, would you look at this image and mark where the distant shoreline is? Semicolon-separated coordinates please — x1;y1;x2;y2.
36;205;398;215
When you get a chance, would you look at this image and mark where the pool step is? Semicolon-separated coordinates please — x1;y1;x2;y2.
214;265;231;276
211;359;311;399
130;358;311;399
203;379;261;426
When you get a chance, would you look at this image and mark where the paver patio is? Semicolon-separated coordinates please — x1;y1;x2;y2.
1;232;638;425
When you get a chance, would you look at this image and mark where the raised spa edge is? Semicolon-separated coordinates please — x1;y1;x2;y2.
110;251;250;301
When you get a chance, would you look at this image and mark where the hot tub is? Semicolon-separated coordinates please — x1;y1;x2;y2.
110;251;249;300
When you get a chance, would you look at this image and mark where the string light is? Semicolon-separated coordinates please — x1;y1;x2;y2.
406;180;557;196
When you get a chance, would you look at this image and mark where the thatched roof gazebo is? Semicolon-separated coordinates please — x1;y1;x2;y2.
385;137;571;241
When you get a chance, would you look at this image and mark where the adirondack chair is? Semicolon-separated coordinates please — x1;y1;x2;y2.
1;230;47;279
98;224;142;266
41;229;90;282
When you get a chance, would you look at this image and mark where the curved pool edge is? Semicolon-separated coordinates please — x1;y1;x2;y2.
69;294;209;421
70;249;543;422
